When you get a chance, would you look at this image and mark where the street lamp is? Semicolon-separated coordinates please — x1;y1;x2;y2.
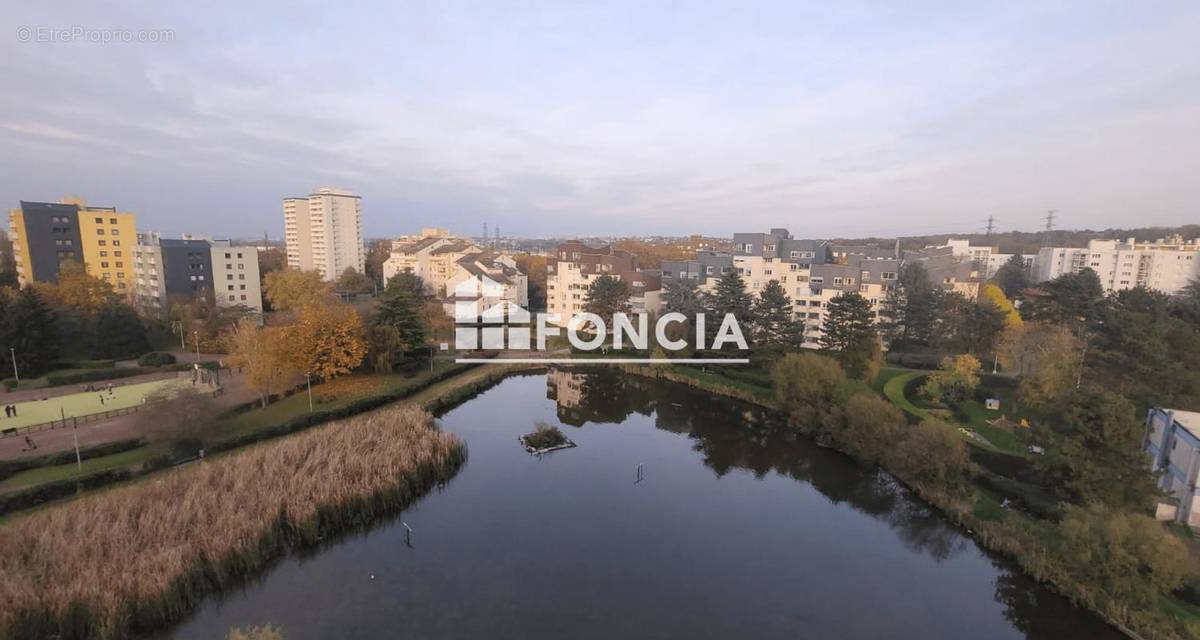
9;347;18;383
305;372;313;413
193;330;200;360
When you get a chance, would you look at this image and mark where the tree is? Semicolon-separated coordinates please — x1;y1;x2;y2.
1057;505;1190;610
0;287;60;377
582;274;631;335
263;269;334;312
368;284;428;372
384;270;428;300
921;354;981;406
1171;276;1200;328
0;230;17;289
224;318;294;408
512;253;548;312
837;393;905;465
134;388;224;458
336;267;373;295
1022;269;1104;327
706;269;754;341
364;238;392;289
980;283;1022;330
1004;323;1083;407
227;624;284;640
33;260;116;313
1038;388;1159;510
772;352;846;435
993;253;1030;298
886;420;968;491
889;262;936;346
287;302;367;380
662;277;705;318
89;300;151;359
751;280;800;353
820;291;878;380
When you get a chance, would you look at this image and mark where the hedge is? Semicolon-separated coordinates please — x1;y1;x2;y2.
0;439;144;482
0;468;135;515
137;352;177;367
50;360;116;370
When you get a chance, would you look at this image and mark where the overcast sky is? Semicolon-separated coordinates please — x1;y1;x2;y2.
2;2;1198;239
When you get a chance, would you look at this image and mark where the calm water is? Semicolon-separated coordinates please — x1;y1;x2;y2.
164;371;1120;640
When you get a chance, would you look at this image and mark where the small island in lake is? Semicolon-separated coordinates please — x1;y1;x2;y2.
520;423;576;454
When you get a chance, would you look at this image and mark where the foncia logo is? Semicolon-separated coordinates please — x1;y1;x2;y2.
450;274;748;364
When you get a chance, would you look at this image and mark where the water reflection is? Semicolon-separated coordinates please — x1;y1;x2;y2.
548;368;1114;636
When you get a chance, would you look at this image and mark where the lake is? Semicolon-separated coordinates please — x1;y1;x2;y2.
163;370;1121;640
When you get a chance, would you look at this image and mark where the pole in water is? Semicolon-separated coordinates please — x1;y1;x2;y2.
402;521;413;547
635;463;644;484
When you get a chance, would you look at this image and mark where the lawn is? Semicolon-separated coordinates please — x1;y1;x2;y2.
881;370;930;421
223;359;467;437
2;378;203;430
956;398;1028;455
0;447;158;493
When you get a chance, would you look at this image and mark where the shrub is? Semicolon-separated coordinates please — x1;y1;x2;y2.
523;423;568;450
885;419;969;491
137;352;177;367
835;393;905;465
771;353;847;435
920;355;981;406
51;360;116;370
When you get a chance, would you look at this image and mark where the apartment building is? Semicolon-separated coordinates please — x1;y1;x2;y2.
794;257;900;348
133;233;263;315
443;253;529;317
937;238;1037;279
8;198;137;293
1145;407;1200;527
902;246;985;299
661;250;734;293
1036;236;1199;294
546;241;661;327
282;187;365;281
381;229;483;296
732;229;827;298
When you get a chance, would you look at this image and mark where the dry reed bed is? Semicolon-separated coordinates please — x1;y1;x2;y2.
0;406;465;640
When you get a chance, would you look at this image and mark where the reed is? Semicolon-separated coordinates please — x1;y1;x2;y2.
0;406;465;640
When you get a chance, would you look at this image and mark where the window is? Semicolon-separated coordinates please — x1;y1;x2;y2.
225;253;231;259
882;272;897;280
228;285;234;291
111;229;119;236
94;217;103;223
764;244;775;252
109;218;117;224
96;228;105;235
226;264;233;269
101;261;109;268
862;271;870;280
227;274;233;280
115;261;123;268
240;294;247;301
99;240;106;246
113;240;120;246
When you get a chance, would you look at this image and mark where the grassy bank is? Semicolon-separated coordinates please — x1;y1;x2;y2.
0;360;485;516
0;406;465;640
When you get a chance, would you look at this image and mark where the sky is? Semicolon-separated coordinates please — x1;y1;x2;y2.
2;1;1198;240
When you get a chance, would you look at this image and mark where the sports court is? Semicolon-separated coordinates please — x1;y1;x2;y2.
0;378;207;431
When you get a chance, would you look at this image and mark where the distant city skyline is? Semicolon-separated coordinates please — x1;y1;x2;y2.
3;2;1199;238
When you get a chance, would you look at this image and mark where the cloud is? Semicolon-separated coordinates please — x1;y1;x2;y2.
1;1;1198;239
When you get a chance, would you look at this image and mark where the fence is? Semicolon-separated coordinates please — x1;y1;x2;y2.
0;387;222;438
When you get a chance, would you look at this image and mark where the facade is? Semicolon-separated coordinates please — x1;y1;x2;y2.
133;233;263;315
660;250;733;293
1036;236;1199;294
902;245;985;299
795;257;900;348
1145;408;1200;526
443;253;529;317
546;241;662;327
282;187;365;281
940;239;1037;279
732;228;826;298
8;198;138;293
381;229;483;296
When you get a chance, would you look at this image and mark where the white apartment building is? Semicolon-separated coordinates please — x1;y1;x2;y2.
1146;407;1200;526
210;240;263;313
283;187;364;281
1036;236;1199;294
546;241;661;327
443;253;529;318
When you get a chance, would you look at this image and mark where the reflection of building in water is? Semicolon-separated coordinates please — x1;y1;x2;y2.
546;369;585;409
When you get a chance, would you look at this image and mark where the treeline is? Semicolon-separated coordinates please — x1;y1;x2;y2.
0;262;154;379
